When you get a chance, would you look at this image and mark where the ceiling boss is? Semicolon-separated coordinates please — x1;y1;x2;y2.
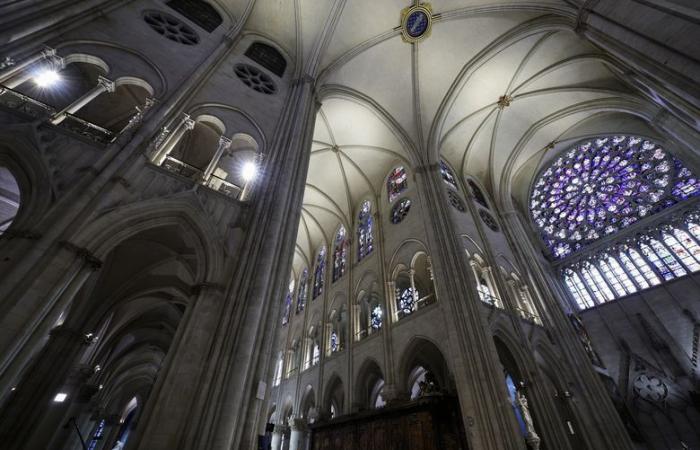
400;2;434;43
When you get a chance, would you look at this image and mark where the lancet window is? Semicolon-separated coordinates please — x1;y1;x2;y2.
281;276;294;326
387;167;408;203
296;268;308;313
562;216;700;310
332;226;348;282
357;200;374;261
313;247;326;299
440;160;459;190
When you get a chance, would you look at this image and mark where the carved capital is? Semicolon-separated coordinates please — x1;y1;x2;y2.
40;47;57;59
97;76;115;93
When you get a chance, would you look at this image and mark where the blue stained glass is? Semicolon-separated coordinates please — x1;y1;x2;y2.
87;419;106;450
397;287;416;316
330;331;339;353
313;247;326;299
440;160;459;190
333;226;348;282
296;268;308;314
370;305;383;329
531;136;700;259
282;276;294;326
406;10;429;38
357;201;374;261
505;373;528;437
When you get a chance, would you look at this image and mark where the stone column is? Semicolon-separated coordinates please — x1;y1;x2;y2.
0;325;93;449
184;77;319;450
0;243;101;403
202;135;232;182
270;424;287;450
288;419;307;450
502;210;634;450
151;113;196;166
0;47;57;85
414;163;525;450
128;283;226;450
50;76;115;125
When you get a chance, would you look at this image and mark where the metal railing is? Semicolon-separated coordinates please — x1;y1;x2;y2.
162;156;203;179
0;85;54;119
0;84;116;144
56;113;114;145
206;173;242;199
515;307;542;325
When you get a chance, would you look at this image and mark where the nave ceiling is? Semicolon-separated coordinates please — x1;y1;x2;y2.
211;0;679;272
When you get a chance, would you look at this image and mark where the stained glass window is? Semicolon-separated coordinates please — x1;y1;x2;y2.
312;343;320;365
468;180;489;209
598;258;634;296
396;287;416;317
649;239;686;277
87;419;106;450
387;167;408;202
688;222;700;241
477;280;496;305
391;198;412;224
440;160;458;190
313;247;326;299
370;305;383;329
627;248;661;285
281;276;294;326
605;256;637;294
357;201;374;261
564;270;594;309
530;136;699;259
330;331;339;353
332;226;348;282
664;229;700;271
296;268;308;313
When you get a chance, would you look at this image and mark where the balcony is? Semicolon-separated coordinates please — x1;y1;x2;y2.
159;155;245;201
0;85;115;145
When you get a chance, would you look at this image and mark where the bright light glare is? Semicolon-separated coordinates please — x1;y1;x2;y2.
34;69;60;88
241;161;258;182
53;392;68;403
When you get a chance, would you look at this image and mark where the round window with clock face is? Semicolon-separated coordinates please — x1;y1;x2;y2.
401;4;433;42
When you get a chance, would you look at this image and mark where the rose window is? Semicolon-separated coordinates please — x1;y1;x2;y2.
531;136;699;259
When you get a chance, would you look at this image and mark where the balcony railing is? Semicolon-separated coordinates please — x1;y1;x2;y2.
162;156;203;179
56;113;114;145
0;85;116;144
206;173;242;199
515;307;542;325
0;85;54;119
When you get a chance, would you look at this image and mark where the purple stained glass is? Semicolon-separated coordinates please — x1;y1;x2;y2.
531;136;699;259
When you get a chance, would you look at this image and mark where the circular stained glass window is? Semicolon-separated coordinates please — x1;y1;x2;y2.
391;198;412;224
143;11;199;45
530;136;699;259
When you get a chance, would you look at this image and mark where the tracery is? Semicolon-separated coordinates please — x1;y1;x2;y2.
531;136;699;259
313;247;326;299
332;226;348;282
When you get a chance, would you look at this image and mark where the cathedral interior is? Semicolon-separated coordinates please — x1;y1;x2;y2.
0;1;699;449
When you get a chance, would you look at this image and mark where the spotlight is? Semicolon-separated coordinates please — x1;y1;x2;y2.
34;69;60;88
241;161;258;182
53;392;68;403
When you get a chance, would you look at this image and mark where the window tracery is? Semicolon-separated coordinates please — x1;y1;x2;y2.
357;201;374;261
562;216;700;309
531;136;699;258
332;226;348;282
396;287;416;317
371;305;383;330
313;247;326;299
387;167;408;203
468;180;489;209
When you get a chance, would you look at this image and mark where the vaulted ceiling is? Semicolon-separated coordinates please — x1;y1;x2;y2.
224;0;668;273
